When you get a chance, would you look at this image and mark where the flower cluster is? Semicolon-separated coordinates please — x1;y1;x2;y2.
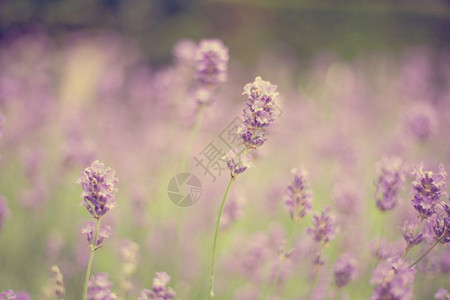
285;166;313;221
194;39;229;105
374;156;405;211
432;201;450;243
77;160;119;219
82;222;112;249
411;164;447;218
0;291;16;300
402;220;424;248
87;273;118;300
239;76;279;149
139;272;176;300
334;253;356;288
224;149;252;178
435;288;450;300
370;257;416;300
307;206;336;245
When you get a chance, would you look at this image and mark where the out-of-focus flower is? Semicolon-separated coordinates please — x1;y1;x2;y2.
77;160;119;218
139;272;176;300
334;253;356;288
51;265;65;299
118;240;139;297
370;257;415;300
87;273;118;300
221;189;246;229
224;149;252;178
239;76;279;149
285;166;313;221
0;290;16;300
307;207;336;245
402;220;424;248
173;39;197;64
0;196;11;231
82;222;112;248
435;288;450;300
369;239;404;261
374;156;405;211
405;102;437;142
195;39;229;87
411;164;447;218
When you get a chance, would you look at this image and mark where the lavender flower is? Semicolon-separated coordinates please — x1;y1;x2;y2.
195;39;229;87
432;201;450;243
307;207;336;245
0;290;16;300
238;76;279;149
0;196;11;231
402;220;424;248
87;273;118;300
405;102;437;142
411;164;447;218
224;149;252;178
374;156;405;211
77;160;119;219
334;253;356;288
139;272;176;300
51;265;65;299
370;257;416;300
82;222;112;248
435;288;450;300
285;166;313;221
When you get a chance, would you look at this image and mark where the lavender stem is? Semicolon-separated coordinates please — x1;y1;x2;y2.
83;218;101;300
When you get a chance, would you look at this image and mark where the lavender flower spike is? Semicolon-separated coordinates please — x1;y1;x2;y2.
432;201;450;244
374;156;405;211
307;206;336;245
82;222;112;249
402;220;424;248
224;149;252;178
434;288;450;300
77;160;119;219
370;256;415;300
334;253;356;288
195;39;229;87
139;272;176;300
87;273;118;300
239;76;279;149
0;197;11;231
411;163;447;218
285;166;313;221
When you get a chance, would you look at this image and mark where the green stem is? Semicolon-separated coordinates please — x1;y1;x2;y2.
262;221;297;300
182;105;205;171
307;265;321;300
82;218;101;300
402;217;424;258
409;239;440;268
208;177;234;299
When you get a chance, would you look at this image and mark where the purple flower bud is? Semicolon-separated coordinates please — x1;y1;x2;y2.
434;288;450;300
433;202;450;243
402;220;424;248
224;149;252;178
87;273;118;300
370;256;416;300
334;253;356;288
77;160;119;219
374;156;405;211
195;39;229;87
285;166;313;221
139;272;176;300
411;164;447;218
307;207;336;245
82;222;112;248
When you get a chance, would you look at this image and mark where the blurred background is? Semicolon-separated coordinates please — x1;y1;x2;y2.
1;1;450;299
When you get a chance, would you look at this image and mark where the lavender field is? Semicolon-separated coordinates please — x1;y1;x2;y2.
0;1;450;300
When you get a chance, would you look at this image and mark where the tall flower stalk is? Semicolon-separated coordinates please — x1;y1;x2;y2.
208;76;279;299
77;160;118;300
